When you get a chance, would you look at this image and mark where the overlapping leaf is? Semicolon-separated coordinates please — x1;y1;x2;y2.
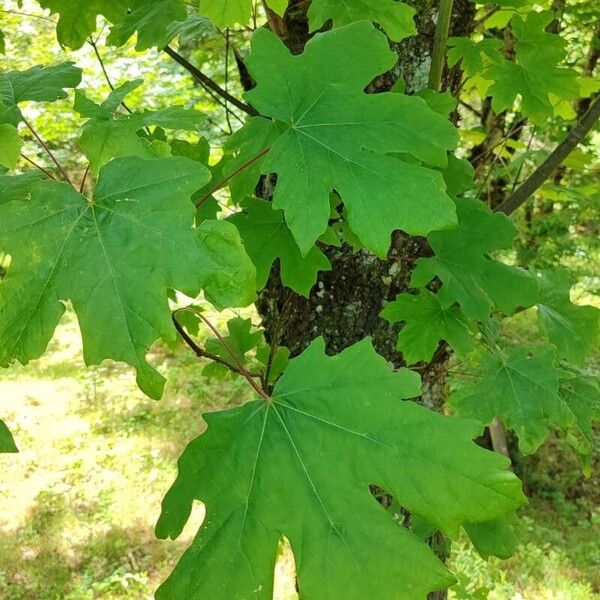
230;22;458;256
485;12;579;123
201;0;287;27
412;199;538;320
450;347;574;453
308;0;416;41
0;123;22;169
536;271;600;365
0;156;255;399
157;338;525;599
37;0;128;49
381;289;473;364
229;198;331;297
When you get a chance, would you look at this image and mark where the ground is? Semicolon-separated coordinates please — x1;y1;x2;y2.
0;312;598;600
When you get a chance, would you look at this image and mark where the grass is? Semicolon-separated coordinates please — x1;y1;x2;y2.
0;312;598;600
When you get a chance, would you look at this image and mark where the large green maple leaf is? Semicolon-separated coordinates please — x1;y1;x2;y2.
381;289;473;364
308;0;416;42
230;22;458;257
0;123;22;169
536;271;600;365
37;0;128;49
485;12;579;124
412;199;538;320
228;198;331;297
0;156;256;398
450;347;574;453
156;338;525;599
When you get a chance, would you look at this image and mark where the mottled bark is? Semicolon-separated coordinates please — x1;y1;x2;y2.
257;2;476;598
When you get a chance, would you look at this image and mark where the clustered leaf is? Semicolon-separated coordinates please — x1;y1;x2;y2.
157;338;525;599
0;156;255;399
230;22;458;257
412;199;538;320
308;0;416;42
201;0;287;27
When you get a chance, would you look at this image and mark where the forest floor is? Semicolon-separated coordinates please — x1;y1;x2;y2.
0;313;598;600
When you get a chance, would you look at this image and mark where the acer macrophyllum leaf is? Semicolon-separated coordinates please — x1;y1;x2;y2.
484;12;579;123
0;156;254;399
412;199;538;320
0;419;18;453
536;272;600;365
449;347;574;454
0;172;42;204
228;198;331;297
157;337;525;599
107;0;188;50
0;62;82;105
381;289;473;364
559;374;600;474
308;0;417;42
0;124;22;169
37;0;128;49
74;80;144;119
237;22;457;256
201;0;287;27
464;514;519;560
447;37;502;78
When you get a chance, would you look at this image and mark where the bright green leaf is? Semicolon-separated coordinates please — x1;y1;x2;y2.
0;124;22;169
450;347;574;453
201;0;287;27
235;23;457;256
0;156;255;399
308;0;416;42
381;289;473;364
157;337;525;599
536;271;600;365
412;199;538;320
464;514;519;560
229;198;331;297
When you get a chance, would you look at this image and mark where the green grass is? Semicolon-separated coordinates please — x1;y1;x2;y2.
0;312;598;600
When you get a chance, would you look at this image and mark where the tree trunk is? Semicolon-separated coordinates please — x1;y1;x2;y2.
257;2;475;598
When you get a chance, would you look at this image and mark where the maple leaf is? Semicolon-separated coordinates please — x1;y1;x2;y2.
0;156;255;399
0;123;22;169
156;338;525;599
0;172;42;204
229;198;331;297
536;271;600;365
0;419;18;453
230;22;458;256
107;0;188;50
308;0;417;42
381;289;473;364
37;0;128;49
201;0;287;27
485;12;579;123
412;199;538;320
449;347;574;453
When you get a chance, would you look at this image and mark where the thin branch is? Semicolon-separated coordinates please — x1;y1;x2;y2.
88;38;133;115
195;146;271;207
177;308;271;401
164;45;258;116
428;0;454;91
79;164;90;193
496;95;600;215
20;154;57;180
172;312;260;377
21;117;73;185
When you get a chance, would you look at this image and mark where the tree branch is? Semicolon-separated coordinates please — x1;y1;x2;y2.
496;94;600;215
164;45;258;116
428;0;454;90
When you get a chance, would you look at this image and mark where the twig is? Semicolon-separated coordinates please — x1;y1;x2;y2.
172;311;260;377
79;164;90;193
496;95;600;215
195;146;271;207
164;45;258;116
428;0;454;91
177;308;271;401
21;117;73;185
20;154;57;180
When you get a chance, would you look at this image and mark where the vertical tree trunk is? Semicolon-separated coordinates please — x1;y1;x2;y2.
257;2;475;598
